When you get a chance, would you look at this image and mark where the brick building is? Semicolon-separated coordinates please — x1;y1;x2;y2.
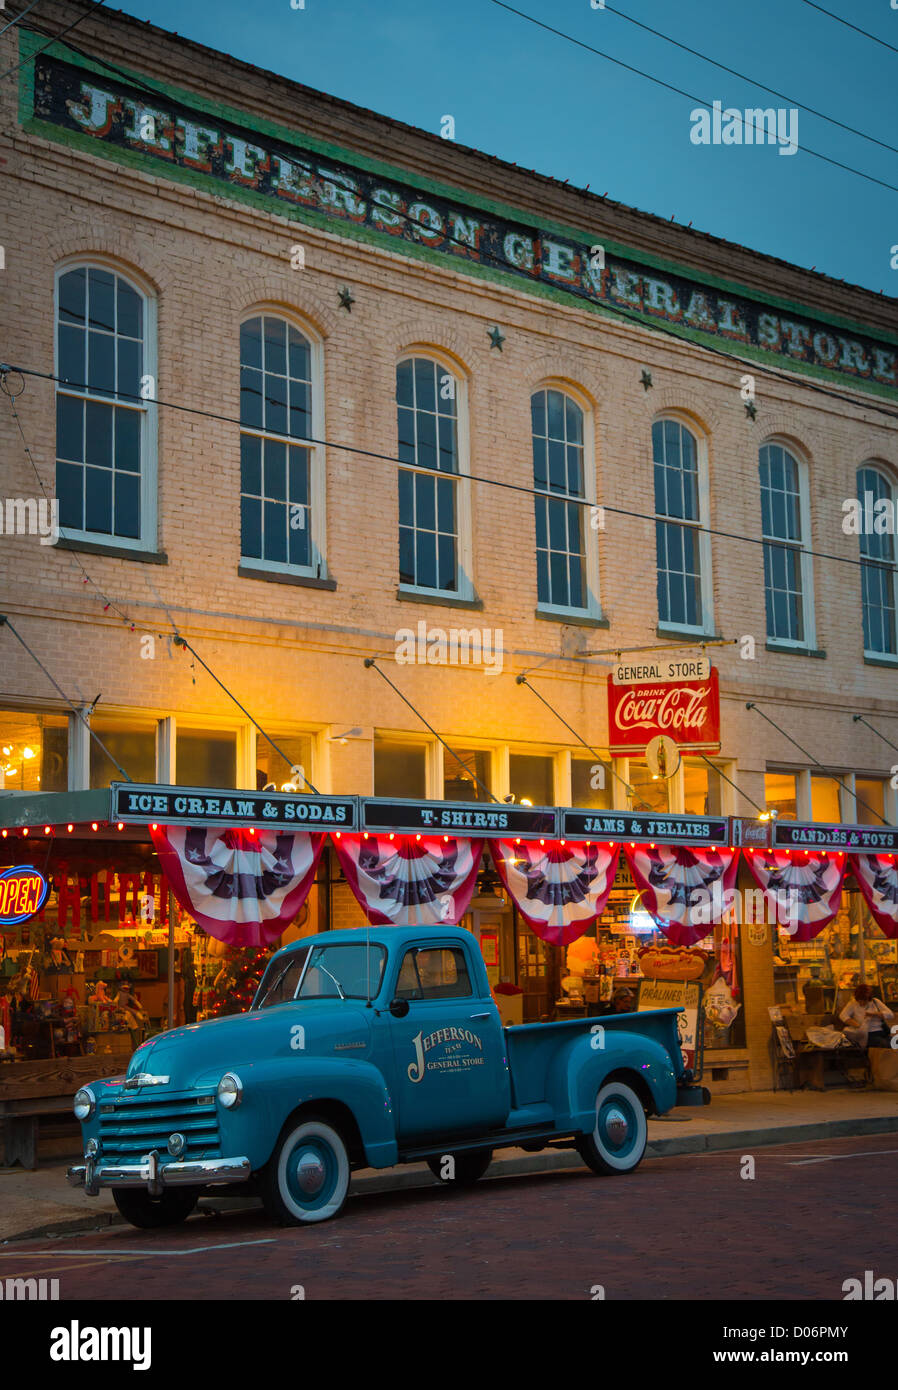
2;0;897;1095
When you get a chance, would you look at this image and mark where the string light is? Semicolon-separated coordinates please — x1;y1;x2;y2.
22;828;28;836
67;823;73;833
91;822;98;831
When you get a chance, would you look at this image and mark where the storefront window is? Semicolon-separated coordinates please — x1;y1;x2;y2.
571;756;612;809
811;774;841;823
509;753;554;806
443;748;491;801
557;856;746;1049
856;778;887;825
627;759;669;813
775;890;898;1029
765;771;797;819
176;730;237;787
683;760;723;816
0;710;68;793
89;719;157;787
256;734;313;792
374;739;427;798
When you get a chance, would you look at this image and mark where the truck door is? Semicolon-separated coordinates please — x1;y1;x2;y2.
388;941;509;1143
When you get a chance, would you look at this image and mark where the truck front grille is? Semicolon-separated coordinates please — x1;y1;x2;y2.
98;1092;221;1162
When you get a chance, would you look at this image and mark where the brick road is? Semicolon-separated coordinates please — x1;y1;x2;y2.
2;1134;894;1301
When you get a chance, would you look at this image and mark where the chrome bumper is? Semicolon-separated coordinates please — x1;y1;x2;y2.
67;1151;251;1197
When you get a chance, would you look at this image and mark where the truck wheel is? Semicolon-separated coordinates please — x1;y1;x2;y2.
576;1080;647;1176
263;1118;350;1225
426;1150;492;1186
112;1188;199;1229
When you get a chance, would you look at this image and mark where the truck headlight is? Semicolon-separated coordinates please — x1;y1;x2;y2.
74;1087;96;1121
217;1073;243;1109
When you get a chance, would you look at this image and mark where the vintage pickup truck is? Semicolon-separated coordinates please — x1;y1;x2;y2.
68;927;705;1228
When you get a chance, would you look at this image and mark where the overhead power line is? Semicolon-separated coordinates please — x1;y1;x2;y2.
600;0;898;158
486;0;898;195
3;362;896;579
797;0;898;56
0;1;44;40
0;0;106;82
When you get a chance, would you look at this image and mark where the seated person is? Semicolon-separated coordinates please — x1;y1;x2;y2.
839;983;895;1049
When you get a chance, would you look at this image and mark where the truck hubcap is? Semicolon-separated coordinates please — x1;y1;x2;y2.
604;1107;629;1147
294;1150;327;1196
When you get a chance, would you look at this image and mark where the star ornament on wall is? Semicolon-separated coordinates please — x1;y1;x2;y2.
488;325;505;351
338;287;355;312
744;400;757;420
640;369;653;391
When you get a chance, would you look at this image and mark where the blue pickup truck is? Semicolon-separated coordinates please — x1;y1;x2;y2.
68;927;704;1228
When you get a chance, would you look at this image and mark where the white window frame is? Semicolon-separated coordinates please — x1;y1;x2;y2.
857;461;898;662
53;257;158;553
531;381;602;621
760;437;816;652
396;351;473;602
238;309;327;581
652;413;714;636
372;731;435;799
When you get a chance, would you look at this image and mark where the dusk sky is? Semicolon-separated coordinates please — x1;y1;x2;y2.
109;0;898;296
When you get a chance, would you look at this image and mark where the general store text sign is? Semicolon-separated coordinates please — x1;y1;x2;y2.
612;656;710;685
26;52;898;397
112;783;357;830
607;667;720;755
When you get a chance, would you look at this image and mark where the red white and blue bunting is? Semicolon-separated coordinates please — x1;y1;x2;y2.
489;840;620;946
624;844;740;948
150;825;324;947
332;834;483;926
745;849;847;943
851;853;898;940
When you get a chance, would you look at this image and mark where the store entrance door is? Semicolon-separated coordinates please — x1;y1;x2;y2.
517;916;553;1022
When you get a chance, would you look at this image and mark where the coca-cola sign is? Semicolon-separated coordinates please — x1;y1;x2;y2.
608;668;720;754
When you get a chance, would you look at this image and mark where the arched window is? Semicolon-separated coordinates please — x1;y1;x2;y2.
397;356;468;594
857;463;897;657
652;417;710;630
759;441;813;645
531;388;586;610
55;262;156;547
239;313;324;575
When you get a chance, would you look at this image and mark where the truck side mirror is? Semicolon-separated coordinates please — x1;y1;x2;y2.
389;998;410;1019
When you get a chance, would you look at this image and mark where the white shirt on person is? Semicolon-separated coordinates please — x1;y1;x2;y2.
840;997;892;1032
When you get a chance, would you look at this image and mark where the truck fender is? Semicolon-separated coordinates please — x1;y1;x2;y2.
546;1031;679;1133
221;1057;398;1171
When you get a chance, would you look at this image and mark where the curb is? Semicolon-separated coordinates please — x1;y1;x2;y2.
3;1113;898;1241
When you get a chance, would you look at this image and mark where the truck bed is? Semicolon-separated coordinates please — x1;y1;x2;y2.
504;1008;684;1108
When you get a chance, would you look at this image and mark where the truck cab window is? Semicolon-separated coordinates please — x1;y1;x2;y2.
397;947;472;1001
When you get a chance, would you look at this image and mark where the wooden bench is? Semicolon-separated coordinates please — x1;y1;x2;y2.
0;1055;129;1169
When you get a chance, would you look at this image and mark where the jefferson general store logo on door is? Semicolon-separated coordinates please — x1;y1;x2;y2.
407;1028;485;1083
607;667;721;755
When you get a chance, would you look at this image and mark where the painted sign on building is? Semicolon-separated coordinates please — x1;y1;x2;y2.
22;47;898;398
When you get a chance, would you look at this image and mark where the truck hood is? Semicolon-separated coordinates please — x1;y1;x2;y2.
124;1001;374;1090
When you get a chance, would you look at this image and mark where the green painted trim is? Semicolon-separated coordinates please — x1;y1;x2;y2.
16;29;898;393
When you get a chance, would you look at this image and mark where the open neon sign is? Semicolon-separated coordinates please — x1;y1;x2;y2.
0;865;49;925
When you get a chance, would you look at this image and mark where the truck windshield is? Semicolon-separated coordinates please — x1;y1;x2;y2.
254;943;386;1008
297;944;387;1000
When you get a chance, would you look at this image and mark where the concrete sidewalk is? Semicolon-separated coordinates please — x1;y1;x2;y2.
2;1088;896;1243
